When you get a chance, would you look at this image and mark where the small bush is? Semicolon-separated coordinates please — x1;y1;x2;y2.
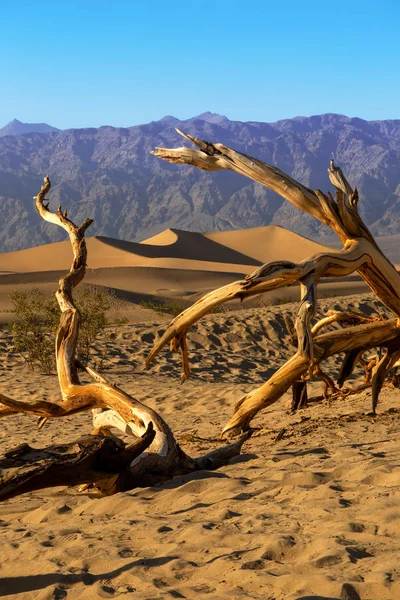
75;286;110;367
140;297;232;317
10;286;110;373
272;296;294;306
140;298;189;317
10;289;58;373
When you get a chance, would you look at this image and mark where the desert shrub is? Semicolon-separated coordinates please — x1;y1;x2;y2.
10;286;110;373
75;286;110;366
140;297;232;317
140;298;189;317
10;289;58;374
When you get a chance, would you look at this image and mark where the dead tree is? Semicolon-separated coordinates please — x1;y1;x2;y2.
0;430;154;501
0;177;250;500
146;130;400;436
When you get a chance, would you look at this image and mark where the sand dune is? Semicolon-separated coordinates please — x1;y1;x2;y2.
140;228;179;246
0;226;333;274
0;225;372;321
205;225;332;263
0;229;260;274
0;268;248;320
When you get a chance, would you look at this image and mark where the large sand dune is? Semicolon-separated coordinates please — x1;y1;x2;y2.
204;225;330;263
0;226;370;320
0;225;331;274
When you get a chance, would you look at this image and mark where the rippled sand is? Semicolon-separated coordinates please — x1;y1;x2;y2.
1;294;399;599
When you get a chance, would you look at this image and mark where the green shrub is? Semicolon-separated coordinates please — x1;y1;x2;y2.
75;286;110;367
140;298;188;317
272;296;294;306
10;286;110;373
140;297;232;317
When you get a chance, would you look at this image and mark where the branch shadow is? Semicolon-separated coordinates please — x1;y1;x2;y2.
273;447;330;460
0;556;177;597
135;462;256;495
130;469;232;496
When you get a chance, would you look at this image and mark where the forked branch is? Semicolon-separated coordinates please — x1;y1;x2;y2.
153;131;400;315
0;176;251;498
149;132;400;435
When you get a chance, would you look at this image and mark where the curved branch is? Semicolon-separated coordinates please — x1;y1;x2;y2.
146;241;370;376
1;178;253;491
311;310;378;335
35;176;92;390
153;134;400;316
371;347;400;413
153;129;327;225
35;176;92;313
10;177;180;476
337;350;363;388
221;318;400;436
327;160;378;245
149;135;400;436
313;365;338;398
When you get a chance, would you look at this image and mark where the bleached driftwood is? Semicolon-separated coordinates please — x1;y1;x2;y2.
147;130;400;436
0;177;250;499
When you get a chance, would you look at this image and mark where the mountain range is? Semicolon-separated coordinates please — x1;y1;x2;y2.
0;119;60;138
0;112;399;251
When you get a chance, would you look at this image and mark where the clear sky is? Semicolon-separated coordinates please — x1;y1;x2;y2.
1;0;399;129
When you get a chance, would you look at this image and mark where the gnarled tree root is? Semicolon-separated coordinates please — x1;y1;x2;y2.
0;426;252;501
0;425;155;501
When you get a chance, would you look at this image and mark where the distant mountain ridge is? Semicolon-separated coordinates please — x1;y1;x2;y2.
0;112;399;251
0;119;60;138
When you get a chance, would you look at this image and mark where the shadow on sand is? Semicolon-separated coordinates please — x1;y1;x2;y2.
0;555;177;597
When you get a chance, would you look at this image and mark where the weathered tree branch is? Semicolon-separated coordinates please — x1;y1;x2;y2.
221;318;400;436
146;241;371;374
33;177;181;476
148;132;400;435
311;309;379;335
0;427;155;501
152;132;400;316
0;177;251;498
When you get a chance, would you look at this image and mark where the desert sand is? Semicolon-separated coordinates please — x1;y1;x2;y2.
0;227;399;599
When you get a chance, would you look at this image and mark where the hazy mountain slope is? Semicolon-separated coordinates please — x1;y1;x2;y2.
0;119;60;138
0;112;399;251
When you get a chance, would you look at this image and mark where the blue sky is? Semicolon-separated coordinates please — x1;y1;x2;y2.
1;0;399;128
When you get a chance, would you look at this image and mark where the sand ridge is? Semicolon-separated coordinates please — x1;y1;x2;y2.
0;226;371;322
0;225;333;274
